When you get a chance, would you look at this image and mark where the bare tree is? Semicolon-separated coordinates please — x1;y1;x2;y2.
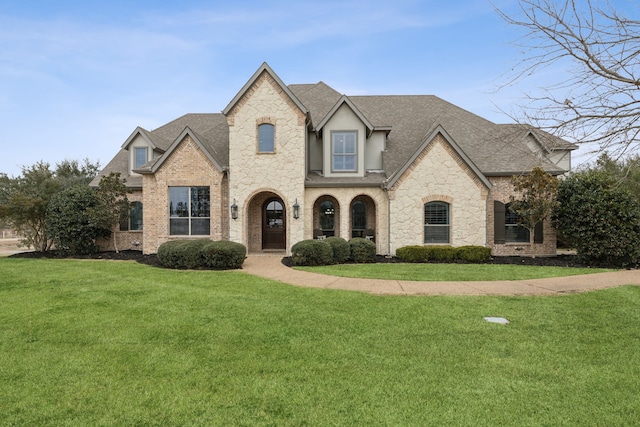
496;0;640;156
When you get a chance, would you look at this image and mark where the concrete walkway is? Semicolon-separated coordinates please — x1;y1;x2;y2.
242;255;640;296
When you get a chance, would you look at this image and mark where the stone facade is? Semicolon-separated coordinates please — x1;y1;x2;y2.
226;70;307;254
387;134;489;254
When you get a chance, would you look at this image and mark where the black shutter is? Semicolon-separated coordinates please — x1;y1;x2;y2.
534;221;544;244
494;201;506;244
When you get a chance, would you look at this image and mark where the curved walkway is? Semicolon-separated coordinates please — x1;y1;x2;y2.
242;255;640;296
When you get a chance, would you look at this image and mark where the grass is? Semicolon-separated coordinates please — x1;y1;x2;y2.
295;263;612;281
0;258;638;426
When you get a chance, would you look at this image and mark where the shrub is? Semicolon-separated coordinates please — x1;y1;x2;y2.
325;237;350;264
395;245;429;263
456;246;492;263
201;241;246;269
396;245;491;263
291;239;334;266
157;239;210;269
349;238;376;263
47;185;111;255
554;170;640;267
425;246;457;262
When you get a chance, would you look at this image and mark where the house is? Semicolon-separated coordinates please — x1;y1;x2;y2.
91;62;576;256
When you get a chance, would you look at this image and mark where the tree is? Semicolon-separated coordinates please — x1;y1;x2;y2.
496;0;640;155
509;166;559;258
95;172;130;253
593;153;640;201
0;160;100;251
553;169;640;267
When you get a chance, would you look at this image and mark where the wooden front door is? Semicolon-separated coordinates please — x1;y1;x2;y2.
263;198;286;250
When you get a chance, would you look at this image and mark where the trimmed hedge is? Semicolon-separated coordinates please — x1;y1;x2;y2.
395;245;491;263
291;239;334;266
349;238;376;263
201;241;247;269
325;237;351;264
157;239;246;269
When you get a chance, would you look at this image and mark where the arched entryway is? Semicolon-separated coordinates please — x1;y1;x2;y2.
247;191;287;252
350;195;376;241
312;195;340;239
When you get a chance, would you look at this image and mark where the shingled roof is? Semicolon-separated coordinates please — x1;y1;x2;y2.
93;74;575;189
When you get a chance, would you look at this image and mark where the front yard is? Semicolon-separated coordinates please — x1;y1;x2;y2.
1;258;638;426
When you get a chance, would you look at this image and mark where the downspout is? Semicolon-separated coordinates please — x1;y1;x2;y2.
382;180;391;257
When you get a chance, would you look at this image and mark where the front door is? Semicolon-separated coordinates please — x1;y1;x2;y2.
263;198;286;250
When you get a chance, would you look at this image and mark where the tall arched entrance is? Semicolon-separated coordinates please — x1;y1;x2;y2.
247;191;286;252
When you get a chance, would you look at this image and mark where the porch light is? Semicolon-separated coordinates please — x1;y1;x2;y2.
293;199;300;220
231;199;238;220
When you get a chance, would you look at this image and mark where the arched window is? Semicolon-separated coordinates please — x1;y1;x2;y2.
319;201;335;232
351;200;366;237
258;123;274;153
424;202;450;244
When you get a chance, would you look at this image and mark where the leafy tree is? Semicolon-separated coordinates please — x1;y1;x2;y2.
497;0;640;155
47;185;111;255
95;172;130;253
593;153;640;201
509;166;559;258
553;169;640;267
0;160;100;251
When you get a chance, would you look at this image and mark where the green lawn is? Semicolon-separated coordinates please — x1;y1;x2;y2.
1;258;638;426
295;263;611;281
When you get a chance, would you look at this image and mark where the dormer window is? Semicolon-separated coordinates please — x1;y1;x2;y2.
258;123;275;153
332;131;357;172
134;147;148;169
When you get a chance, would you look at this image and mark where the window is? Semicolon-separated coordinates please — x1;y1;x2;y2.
319;201;335;232
134;147;148;169
169;187;210;235
424;202;450;244
258;123;274;153
332;131;357;172
119;201;143;231
505;203;530;243
351;200;366;237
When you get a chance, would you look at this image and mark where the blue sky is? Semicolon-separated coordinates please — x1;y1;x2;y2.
0;0;628;176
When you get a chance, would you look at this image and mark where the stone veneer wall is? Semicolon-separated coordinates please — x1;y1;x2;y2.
226;71;307;254
141;135;226;254
303;187;389;254
487;176;557;256
387;134;489;255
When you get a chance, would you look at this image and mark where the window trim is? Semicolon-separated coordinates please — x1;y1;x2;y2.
257;123;275;154
331;130;358;173
424;201;450;244
168;186;211;236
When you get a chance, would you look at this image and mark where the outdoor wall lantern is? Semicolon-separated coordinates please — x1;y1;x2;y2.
293;199;300;220
231;199;238;220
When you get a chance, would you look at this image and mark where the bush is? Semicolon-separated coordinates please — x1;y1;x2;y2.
456;246;492;262
291;239;334;266
325;237;350;264
201;241;246;269
395;245;429;263
47;185;111;255
157;239;210;269
349;238;376;263
396;245;491;263
554;170;640;267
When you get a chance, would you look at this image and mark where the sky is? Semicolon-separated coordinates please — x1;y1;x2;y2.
0;0;632;177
